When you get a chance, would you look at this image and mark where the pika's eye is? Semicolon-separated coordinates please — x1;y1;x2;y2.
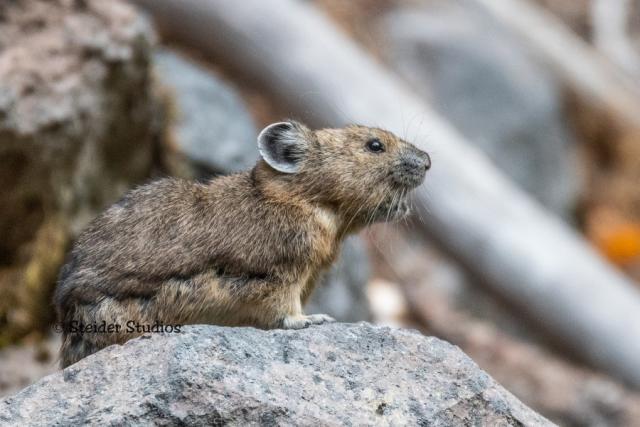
366;138;385;153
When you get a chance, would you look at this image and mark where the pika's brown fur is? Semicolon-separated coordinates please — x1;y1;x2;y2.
54;121;430;367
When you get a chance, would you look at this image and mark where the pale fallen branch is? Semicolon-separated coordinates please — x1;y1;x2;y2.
472;0;640;133
592;0;640;78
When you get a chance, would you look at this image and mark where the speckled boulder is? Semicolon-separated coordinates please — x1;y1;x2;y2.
0;323;552;426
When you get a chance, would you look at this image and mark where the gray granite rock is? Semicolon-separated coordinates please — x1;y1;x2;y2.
383;2;580;216
0;323;553;426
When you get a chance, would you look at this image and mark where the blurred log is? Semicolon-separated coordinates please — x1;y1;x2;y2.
592;0;640;77
529;0;592;38
473;0;640;128
473;0;640;244
380;3;580;216
133;0;640;388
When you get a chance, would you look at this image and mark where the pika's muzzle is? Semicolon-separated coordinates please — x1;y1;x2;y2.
392;149;431;189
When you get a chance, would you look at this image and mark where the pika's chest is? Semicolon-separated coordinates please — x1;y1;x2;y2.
308;206;341;268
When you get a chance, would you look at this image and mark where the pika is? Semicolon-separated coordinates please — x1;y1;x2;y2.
54;121;430;367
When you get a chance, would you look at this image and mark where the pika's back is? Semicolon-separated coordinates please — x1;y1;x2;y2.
72;176;245;274
54;171;313;309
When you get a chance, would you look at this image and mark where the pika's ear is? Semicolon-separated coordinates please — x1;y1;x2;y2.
257;121;309;174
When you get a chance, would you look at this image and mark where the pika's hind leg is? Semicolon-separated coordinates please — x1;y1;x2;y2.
59;296;156;367
198;272;335;329
60;333;102;368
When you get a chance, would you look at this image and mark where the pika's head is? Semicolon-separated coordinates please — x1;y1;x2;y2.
258;120;430;230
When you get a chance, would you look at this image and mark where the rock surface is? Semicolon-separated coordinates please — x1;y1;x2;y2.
383;3;580;215
0;0;161;344
0;323;551;426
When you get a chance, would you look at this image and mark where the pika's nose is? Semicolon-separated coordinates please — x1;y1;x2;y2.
403;150;431;173
425;153;431;170
402;156;423;171
420;151;431;171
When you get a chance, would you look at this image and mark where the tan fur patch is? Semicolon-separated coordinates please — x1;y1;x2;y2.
314;205;339;235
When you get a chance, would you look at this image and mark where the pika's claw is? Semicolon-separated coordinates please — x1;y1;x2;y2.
281;314;335;329
307;314;336;325
281;315;312;329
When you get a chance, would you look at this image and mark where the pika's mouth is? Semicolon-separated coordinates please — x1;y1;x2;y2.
393;173;425;190
371;192;411;224
389;195;410;220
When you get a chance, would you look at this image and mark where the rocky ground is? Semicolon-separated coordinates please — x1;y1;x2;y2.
0;323;552;426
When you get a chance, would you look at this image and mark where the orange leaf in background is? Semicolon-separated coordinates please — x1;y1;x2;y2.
588;208;640;265
597;225;640;265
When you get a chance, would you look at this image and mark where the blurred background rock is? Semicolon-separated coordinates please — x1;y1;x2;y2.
382;2;580;216
0;0;160;347
2;1;640;425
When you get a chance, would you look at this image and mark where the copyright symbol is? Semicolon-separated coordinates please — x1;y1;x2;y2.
52;323;64;334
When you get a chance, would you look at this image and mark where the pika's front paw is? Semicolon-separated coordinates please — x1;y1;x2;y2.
307;314;336;325
281;314;336;329
281;315;312;329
